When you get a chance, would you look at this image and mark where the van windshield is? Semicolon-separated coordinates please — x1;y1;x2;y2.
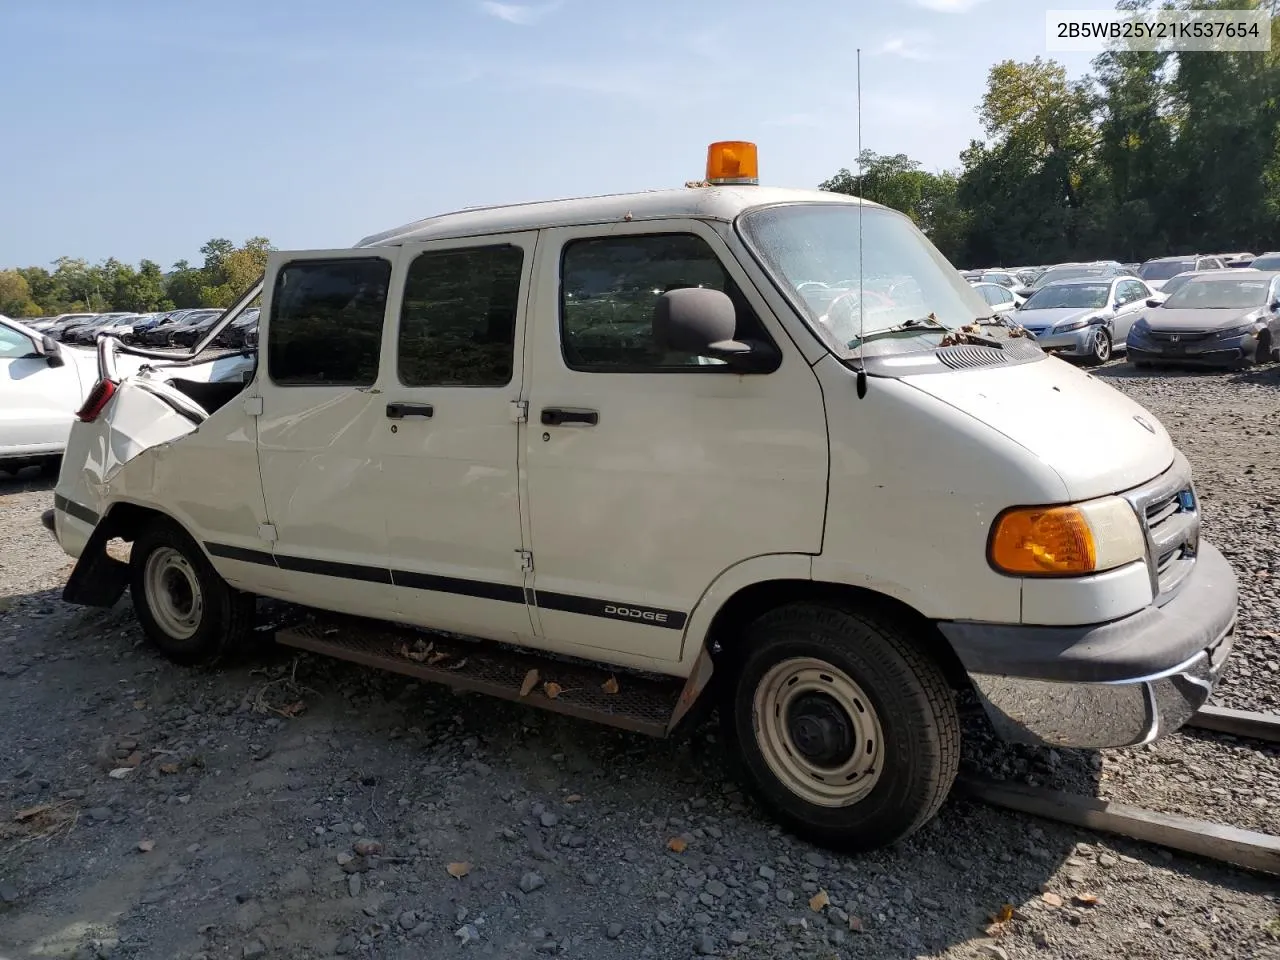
739;203;991;358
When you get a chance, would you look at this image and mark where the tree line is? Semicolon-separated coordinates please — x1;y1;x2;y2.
821;0;1280;267
0;237;273;318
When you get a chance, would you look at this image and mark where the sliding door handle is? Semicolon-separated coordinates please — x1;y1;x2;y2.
386;402;434;419
540;407;598;426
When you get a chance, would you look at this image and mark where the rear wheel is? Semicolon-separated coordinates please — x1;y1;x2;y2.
1082;327;1112;366
1256;333;1273;365
129;518;253;665
39;456;61;479
722;603;960;851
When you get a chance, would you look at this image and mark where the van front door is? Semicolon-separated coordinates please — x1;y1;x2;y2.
251;249;398;618
374;233;538;642
522;222;828;665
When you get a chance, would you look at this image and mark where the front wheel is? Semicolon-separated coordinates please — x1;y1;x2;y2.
1081;326;1112;366
129;518;254;664
722;603;960;852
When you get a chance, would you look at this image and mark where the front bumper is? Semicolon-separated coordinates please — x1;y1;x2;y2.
1025;326;1093;356
1128;331;1256;367
937;541;1237;749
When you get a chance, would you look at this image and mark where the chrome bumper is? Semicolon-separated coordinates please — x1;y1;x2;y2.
939;539;1238;749
968;619;1233;748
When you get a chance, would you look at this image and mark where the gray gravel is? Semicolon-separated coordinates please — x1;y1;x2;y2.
2;359;1279;959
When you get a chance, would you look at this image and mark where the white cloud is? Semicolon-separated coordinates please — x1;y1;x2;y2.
876;35;930;60
913;0;988;11
478;1;561;25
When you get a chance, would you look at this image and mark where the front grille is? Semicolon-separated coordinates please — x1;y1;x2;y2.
1149;330;1213;343
1123;458;1199;601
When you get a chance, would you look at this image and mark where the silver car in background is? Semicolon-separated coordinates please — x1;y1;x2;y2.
1014;276;1153;365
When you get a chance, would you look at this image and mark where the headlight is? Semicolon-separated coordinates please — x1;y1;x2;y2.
1054;317;1097;333
1215;322;1257;339
988;496;1145;576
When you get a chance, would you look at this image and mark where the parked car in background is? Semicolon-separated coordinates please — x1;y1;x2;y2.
1145;270;1219;306
980;271;1019;289
213;307;259;349
69;313;138;345
1014;275;1154;365
1127;270;1280;368
47;313;98;341
1013;261;1132;298
1138;255;1227;290
138;309;219;346
164;309;225;347
1215;252;1254;267
1249;251;1280;271
969;281;1024;316
1;314;92;476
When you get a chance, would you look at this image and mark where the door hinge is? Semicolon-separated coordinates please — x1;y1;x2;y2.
257;523;278;543
509;400;529;423
243;396;264;416
516;549;534;573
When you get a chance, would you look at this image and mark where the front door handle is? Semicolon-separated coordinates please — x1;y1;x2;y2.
541;407;598;426
386;402;434;419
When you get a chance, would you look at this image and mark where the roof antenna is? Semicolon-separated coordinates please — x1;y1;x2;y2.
855;46;868;399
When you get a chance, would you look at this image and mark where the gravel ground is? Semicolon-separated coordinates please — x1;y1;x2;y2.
1;360;1278;960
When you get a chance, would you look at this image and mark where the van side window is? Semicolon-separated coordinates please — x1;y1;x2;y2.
268;258;391;386
398;245;523;386
560;233;772;372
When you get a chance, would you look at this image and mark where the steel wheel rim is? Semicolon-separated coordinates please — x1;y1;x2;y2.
752;657;885;808
1094;329;1111;361
144;547;203;640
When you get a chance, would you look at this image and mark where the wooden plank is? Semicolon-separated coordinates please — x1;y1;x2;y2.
1186;705;1280;744
956;775;1280;877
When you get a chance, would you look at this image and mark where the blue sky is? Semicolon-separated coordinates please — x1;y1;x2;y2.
1;0;1101;269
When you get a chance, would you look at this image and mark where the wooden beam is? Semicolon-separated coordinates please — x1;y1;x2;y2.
1186;705;1280;744
956;775;1280;877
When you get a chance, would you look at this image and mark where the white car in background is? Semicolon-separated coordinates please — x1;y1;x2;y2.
1;313;252;477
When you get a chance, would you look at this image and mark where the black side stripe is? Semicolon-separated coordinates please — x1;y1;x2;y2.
54;494;98;527
202;541;687;630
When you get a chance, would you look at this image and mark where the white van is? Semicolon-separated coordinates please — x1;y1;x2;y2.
46;143;1238;851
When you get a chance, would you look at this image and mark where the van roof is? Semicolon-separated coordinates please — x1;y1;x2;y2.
355;186;876;248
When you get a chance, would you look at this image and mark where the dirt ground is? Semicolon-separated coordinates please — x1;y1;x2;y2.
1;360;1278;960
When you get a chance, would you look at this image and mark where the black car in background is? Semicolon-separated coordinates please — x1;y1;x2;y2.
138;309;221;346
213;308;259;349
166;309;226;347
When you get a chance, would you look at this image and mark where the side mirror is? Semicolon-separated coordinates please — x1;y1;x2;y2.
1145;298;1162;308
35;334;65;367
1270;300;1280;312
653;288;778;373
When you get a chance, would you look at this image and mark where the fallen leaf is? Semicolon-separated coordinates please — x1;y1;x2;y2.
993;904;1014;924
1041;892;1064;908
984;923;1006;938
121;752;143;768
565;794;583;804
108;767;134;780
132;699;147;710
159;763;179;775
428;651;450;665
602;675;620;695
137;839;155;853
400;641;434;663
809;890;829;912
519;669;540;697
14;805;52;822
543;682;563;700
667;837;687;854
446;861;472;879
448;657;468;671
1074;892;1099;907
279;701;305;718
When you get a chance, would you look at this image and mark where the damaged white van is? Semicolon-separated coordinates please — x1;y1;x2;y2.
46;142;1238;851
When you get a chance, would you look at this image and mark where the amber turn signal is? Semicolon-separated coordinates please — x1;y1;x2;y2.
706;141;759;185
988;496;1146;577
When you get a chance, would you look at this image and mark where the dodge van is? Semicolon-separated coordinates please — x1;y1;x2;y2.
45;142;1238;851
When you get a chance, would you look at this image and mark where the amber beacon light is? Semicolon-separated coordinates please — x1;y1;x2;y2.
706;141;759;185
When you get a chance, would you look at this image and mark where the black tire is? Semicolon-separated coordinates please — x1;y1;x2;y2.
721;603;960;852
1256;333;1273;366
129;517;254;665
39;456;61;479
1081;326;1112;366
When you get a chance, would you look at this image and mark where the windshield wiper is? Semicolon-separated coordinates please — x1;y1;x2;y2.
846;313;948;348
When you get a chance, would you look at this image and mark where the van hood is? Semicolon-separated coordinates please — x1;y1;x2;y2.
900;358;1175;501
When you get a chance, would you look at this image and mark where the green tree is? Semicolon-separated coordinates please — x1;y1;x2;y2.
0;270;41;316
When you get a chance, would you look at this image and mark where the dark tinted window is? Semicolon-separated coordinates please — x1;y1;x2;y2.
268;258;390;386
560;233;770;371
1251;253;1280;271
398;245;523;386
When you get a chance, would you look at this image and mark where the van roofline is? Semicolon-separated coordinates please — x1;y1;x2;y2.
354;186;879;248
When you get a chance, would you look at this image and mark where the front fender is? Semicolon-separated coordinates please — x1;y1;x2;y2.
678;554;814;664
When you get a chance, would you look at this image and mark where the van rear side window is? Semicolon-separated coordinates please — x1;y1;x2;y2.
398;245;523;386
268;258;391;386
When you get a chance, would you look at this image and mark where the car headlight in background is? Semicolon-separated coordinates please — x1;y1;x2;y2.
1131;317;1151;335
1214;322;1257;339
988;496;1145;576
